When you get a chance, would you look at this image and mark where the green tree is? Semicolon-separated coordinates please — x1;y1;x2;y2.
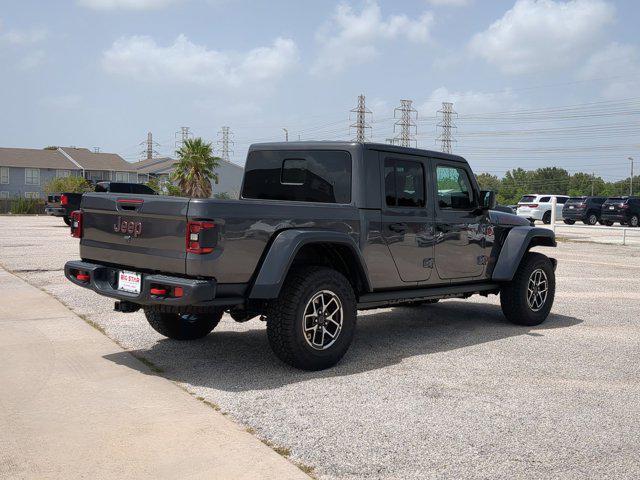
213;191;232;200
171;138;220;198
146;177;183;196
43;175;93;194
475;173;501;192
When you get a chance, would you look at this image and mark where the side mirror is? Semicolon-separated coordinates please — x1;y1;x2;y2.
480;190;496;210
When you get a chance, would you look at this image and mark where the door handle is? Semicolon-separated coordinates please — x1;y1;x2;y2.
389;222;408;233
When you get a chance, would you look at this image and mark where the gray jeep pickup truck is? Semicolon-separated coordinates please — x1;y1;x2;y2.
65;142;557;370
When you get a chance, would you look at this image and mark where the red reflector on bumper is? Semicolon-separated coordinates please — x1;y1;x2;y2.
150;287;167;295
76;273;90;282
173;287;184;297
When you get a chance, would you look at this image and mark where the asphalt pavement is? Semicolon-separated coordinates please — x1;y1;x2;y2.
1;215;639;479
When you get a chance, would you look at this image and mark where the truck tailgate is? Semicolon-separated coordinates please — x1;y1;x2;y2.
80;193;189;275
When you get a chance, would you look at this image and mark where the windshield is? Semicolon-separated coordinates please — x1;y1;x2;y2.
566;197;586;204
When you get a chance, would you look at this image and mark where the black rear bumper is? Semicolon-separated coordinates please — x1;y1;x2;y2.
600;212;629;223
64;260;241;307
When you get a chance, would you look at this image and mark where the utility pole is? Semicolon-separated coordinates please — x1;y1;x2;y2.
436;102;458;154
282;128;289;142
592;172;595;196
350;94;372;143
140;131;160;160
175;126;192;150
392;99;418;147
216;126;234;162
630;157;634;196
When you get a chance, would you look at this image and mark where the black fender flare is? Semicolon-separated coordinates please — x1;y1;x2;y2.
248;229;372;299
492;226;557;281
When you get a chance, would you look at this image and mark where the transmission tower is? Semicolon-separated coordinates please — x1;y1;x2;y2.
436;102;458;154
349;94;372;142
140;131;160;160
391;99;418;147
175;126;192;149
216;126;234;161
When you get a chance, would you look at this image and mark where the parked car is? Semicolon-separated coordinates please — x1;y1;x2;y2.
517;194;569;224
562;196;607;225
600;196;640;227
45;192;84;226
65;142;557;371
46;182;157;225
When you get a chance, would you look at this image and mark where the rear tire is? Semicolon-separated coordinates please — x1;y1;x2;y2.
63;216;72;226
144;308;223;340
630;215;639;228
542;211;551;224
585;213;598;225
266;266;356;371
500;252;555;327
563;219;575;225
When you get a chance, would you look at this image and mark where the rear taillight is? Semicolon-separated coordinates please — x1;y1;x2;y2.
61;194;68;206
70;210;83;238
527;204;538;208
186;221;216;254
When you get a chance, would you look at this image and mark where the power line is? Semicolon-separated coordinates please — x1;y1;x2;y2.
140;131;160;160
349;94;372;143
436;102;457;154
175;126;192;150
216;126;234;161
391;99;418;147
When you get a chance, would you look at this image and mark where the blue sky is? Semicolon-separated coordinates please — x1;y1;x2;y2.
1;0;639;180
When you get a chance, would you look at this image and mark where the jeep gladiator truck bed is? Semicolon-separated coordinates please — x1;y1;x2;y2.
65;142;557;370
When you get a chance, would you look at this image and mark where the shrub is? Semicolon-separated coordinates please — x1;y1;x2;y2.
10;198;45;214
43;176;93;194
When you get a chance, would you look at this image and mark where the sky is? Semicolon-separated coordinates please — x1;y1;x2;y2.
1;0;639;181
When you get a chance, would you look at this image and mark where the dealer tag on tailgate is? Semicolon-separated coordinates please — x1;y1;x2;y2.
118;270;141;294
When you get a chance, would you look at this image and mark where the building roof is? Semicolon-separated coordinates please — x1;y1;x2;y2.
0;147;78;169
133;157;177;174
59;147;138;172
133;156;244;175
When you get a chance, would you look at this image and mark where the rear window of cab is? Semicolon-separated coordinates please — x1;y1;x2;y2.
242;150;352;204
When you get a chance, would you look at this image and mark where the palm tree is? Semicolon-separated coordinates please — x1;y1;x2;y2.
171;138;220;198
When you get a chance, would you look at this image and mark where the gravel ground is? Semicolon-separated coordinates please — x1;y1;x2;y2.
2;215;640;479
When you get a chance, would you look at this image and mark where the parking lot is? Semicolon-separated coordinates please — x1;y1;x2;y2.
2;215;640;479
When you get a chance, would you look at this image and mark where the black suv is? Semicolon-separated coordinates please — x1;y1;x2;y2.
601;197;640;227
562;196;607;225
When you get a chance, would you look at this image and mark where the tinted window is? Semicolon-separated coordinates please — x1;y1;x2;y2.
242;150;351;203
385;159;425;208
436;165;475;209
557;197;568;204
520;195;537;203
566;197;586;205
130;184;156;195
539;196;551;203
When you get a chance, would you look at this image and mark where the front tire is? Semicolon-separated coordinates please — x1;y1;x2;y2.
630;215;639;228
144;308;223;340
267;266;356;371
563;219;575;225
500;252;555;327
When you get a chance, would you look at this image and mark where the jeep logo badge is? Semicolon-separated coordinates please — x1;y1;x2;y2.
114;217;143;237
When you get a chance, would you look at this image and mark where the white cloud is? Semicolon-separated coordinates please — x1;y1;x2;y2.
102;34;298;88
422;87;520;114
469;0;615;75
1;25;47;45
77;0;179;10
426;0;470;6
312;1;434;74
580;42;640;99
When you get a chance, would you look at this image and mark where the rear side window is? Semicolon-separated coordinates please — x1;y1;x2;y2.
384;159;425;208
130;184;156;195
539;196;551;203
519;195;536;203
436;165;475;210
557;197;568;204
242;150;352;203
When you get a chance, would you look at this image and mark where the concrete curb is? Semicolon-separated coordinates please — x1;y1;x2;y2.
0;268;311;480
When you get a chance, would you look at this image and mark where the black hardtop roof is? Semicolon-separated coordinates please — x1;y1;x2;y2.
248;141;467;163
